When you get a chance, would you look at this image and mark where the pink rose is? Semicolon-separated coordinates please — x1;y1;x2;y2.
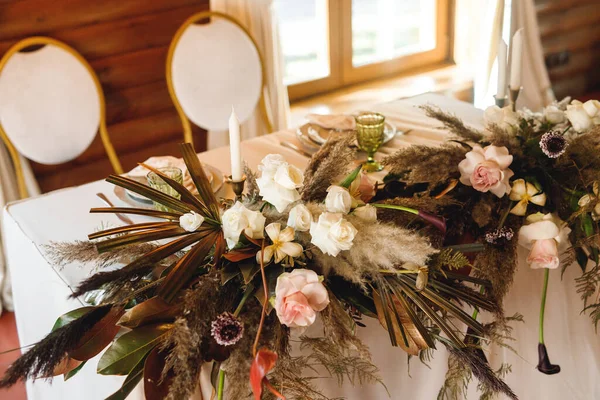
274;269;330;328
458;145;514;198
518;213;571;270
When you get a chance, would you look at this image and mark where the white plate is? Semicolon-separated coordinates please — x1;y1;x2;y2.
114;164;224;208
296;121;397;147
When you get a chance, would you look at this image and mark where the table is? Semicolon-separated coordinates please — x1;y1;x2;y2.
3;94;598;400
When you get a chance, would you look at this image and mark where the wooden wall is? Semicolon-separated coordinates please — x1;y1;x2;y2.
536;0;600;100
0;0;210;192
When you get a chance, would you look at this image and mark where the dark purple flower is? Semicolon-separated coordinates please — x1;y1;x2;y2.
485;227;514;245
537;343;560;375
539;131;568;158
210;312;244;346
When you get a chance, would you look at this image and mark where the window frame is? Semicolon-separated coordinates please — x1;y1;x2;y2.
286;0;453;101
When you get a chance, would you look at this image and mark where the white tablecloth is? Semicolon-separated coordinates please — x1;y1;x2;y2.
3;94;598;400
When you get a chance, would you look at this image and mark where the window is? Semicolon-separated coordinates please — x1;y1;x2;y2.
275;0;451;100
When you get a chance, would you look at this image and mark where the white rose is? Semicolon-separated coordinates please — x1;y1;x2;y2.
256;154;303;213
287;203;312;232
565;102;593;132
325;185;352;214
179;211;205;232
274;163;304;190
582;99;600;118
310;212;357;257
353;204;377;222
221;202;265;248
483;105;518;130
543;105;565;124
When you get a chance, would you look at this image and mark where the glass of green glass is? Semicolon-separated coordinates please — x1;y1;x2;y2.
355;112;385;172
147;167;183;212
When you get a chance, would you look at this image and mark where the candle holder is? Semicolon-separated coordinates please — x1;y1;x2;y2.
494;95;508;108
225;174;246;201
509;87;522;112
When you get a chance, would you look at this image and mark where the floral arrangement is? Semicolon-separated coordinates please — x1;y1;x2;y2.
382;97;600;386
0;140;520;400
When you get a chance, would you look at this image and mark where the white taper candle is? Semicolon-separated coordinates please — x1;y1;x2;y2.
229;106;243;181
496;39;508;98
509;28;523;90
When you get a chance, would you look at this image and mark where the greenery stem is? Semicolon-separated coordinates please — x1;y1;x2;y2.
498;201;513;228
539;268;550;344
253;240;268;357
372;203;418;215
217;367;225;400
233;282;255;317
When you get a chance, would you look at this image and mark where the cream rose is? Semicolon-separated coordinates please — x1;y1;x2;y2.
274;269;330;328
353;204;377;222
458;145;514;197
518;213;571;269
325;185;353;214
287;203;312;232
483;105;518;130
565;100;600;132
543;105;565;124
179;211;205;232
221;202;265;248
310;212;357;256
256;154;303;212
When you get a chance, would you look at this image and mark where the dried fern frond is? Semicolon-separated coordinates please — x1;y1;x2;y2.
244;162;260;201
432;248;471;271
437;350;471;400
301;133;357;202
299;336;386;390
420;105;484;142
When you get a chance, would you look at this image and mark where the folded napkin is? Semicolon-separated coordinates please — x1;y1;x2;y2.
306;114;356;130
128;156;212;195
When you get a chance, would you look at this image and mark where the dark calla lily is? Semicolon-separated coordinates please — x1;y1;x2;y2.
537;343;560;375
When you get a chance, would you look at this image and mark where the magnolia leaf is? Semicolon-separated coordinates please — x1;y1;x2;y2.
240;262;261;284
118;297;181;329
224;247;259;263
52;307;96;331
221;263;241;285
105;355;147;400
50;357;82;377
254;265;282;314
98;324;172;376
143;346;174;400
69;306;125;361
64;361;86;381
250;349;278;400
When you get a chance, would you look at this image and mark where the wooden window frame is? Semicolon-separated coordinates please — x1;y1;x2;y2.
287;0;453;101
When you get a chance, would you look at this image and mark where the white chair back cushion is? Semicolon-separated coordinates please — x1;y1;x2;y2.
0;45;100;165
171;19;262;131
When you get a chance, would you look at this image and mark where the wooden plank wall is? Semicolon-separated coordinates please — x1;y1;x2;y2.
0;0;210;192
536;0;600;100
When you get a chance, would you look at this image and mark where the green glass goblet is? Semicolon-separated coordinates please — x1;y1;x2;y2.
147;167;183;212
355;112;385;172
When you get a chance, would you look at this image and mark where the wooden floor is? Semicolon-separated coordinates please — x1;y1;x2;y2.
0;312;26;400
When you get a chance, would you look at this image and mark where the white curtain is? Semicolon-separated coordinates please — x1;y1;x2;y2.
208;0;290;149
511;0;555;110
0;143;40;314
454;0;508;109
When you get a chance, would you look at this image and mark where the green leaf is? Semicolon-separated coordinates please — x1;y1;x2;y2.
118;297;181;329
143;347;174;400
339;165;362;188
64;361;86;381
105;355;147;400
576;247;589;273
52;307;96;331
98;324;172;376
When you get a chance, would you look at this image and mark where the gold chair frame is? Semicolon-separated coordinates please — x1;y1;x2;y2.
166;11;274;146
0;36;123;199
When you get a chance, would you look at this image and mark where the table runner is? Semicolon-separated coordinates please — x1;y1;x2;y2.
3;93;598;399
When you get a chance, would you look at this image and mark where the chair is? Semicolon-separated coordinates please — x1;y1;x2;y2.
166;11;273;146
0;36;123;199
